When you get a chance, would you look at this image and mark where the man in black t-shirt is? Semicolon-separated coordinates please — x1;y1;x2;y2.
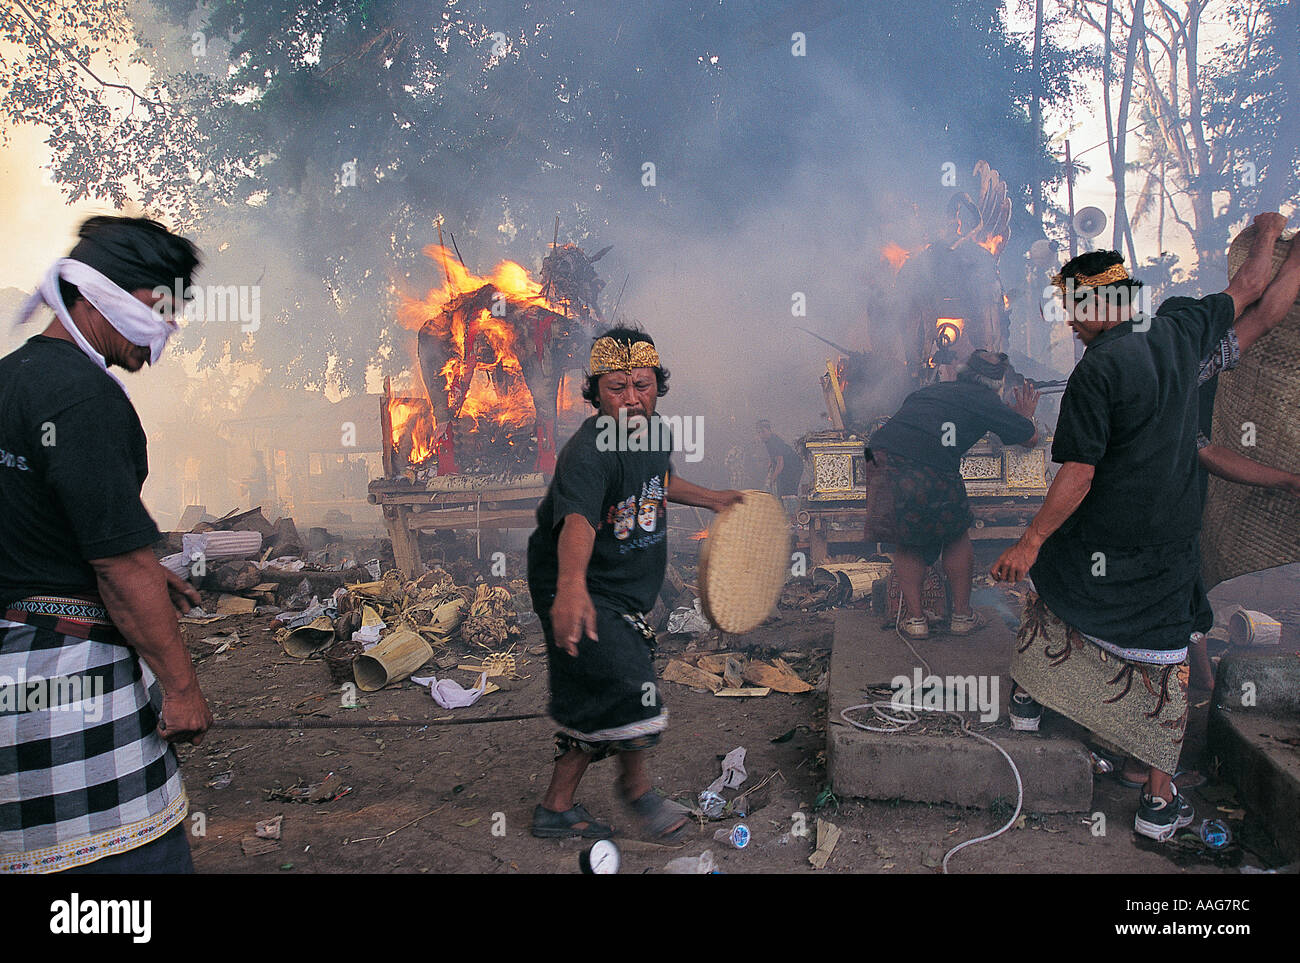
1;216;210;874
756;421;804;498
527;327;741;842
991;218;1291;842
868;350;1039;638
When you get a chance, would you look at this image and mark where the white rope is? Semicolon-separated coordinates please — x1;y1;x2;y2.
835;590;1025;873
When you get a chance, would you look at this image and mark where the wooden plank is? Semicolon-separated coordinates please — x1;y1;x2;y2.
970;525;1025;540
408;509;538;533
388;505;422;578
380;377;395;479
371;487;549;506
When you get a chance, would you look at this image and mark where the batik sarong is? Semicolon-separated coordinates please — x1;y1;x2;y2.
1;596;188;873
1011;592;1189;774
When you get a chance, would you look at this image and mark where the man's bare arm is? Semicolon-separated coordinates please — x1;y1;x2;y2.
90;546;212;743
1225;213;1287;319
1233;231;1300;354
549;514;598;654
1200;445;1300;496
991;462;1095;582
667;475;744;512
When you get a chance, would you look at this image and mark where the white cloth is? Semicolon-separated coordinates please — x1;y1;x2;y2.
15;258;177;393
706;746;748;795
410;672;488;709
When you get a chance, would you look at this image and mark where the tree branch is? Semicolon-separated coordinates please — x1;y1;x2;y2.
12;0;170;112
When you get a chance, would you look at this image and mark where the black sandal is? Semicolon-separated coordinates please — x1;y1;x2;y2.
624;790;693;842
531;803;613;839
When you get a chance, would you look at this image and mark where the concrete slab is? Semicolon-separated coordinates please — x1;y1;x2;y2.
1207;708;1300;861
827;608;1092;812
1216;653;1300;714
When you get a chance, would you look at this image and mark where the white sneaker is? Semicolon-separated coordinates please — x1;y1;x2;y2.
900;616;929;639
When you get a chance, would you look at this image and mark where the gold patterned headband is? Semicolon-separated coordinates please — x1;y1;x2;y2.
1050;263;1130;293
589;337;662;375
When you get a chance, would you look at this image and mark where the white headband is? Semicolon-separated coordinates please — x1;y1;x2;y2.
14;258;178;394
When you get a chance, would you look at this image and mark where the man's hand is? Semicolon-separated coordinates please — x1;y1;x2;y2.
158;683;213;745
1254;212;1288;237
708;489;746;513
550;582;598;656
991;535;1041;583
1011;383;1041;419
1285;474;1300;498
163;566;201;615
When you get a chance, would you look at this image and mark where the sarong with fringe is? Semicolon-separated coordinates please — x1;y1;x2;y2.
1010;592;1189;774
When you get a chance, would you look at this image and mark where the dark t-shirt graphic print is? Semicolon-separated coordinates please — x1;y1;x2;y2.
528;415;672;615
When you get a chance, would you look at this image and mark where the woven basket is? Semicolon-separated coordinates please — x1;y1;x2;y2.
1202;226;1300;588
698;491;791;634
322;640;362;686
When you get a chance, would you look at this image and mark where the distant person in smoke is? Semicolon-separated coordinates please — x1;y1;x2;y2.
1;216;211;874
991;217;1290;841
756;420;804;505
866;350;1040;639
526;326;742;841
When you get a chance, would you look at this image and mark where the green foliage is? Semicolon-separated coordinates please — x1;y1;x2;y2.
4;0;1096;385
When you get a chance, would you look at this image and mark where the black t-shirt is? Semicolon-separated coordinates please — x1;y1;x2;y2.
0;336;160;603
1030;292;1235;651
1045;293;1235;545
763;434;803;493
868;380;1035;473
527;415;672;614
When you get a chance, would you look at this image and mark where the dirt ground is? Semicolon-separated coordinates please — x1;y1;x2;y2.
177;543;1293;875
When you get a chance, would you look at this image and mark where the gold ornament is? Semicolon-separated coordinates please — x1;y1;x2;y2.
1050;263;1131;293
589;337;662;374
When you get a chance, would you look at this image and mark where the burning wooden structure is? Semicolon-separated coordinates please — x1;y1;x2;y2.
369;237;609;575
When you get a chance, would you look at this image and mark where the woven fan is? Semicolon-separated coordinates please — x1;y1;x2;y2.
697;491;791;634
1202;226;1300;588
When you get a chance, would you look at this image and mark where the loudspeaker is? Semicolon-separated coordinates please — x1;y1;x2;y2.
1074;206;1108;239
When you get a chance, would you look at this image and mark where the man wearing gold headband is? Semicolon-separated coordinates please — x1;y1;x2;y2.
992;216;1290;841
526;326;743;841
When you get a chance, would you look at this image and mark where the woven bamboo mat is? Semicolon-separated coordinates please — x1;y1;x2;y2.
698;491;791;634
1202;226;1300;588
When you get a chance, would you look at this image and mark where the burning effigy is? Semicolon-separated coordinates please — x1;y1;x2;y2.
391;240;611;477
883;161;1012;387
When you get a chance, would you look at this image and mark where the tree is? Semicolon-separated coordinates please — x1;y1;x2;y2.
4;0;1095;387
1066;0;1299;284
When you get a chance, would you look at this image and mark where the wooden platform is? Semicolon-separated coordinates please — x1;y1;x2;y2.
368;480;548;577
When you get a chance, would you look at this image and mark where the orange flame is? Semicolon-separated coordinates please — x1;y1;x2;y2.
690;529;710;540
978;236;1004;258
936;317;965;344
392;246;571;465
881;242;912;274
389;399;439;465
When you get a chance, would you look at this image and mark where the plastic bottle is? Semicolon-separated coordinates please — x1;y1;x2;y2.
712;823;750;849
1199;818;1232;849
664;849;716;874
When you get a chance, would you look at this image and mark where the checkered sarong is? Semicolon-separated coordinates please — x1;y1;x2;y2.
0;598;187;873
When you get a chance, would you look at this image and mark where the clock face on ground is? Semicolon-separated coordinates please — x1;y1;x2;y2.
581;839;620;874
